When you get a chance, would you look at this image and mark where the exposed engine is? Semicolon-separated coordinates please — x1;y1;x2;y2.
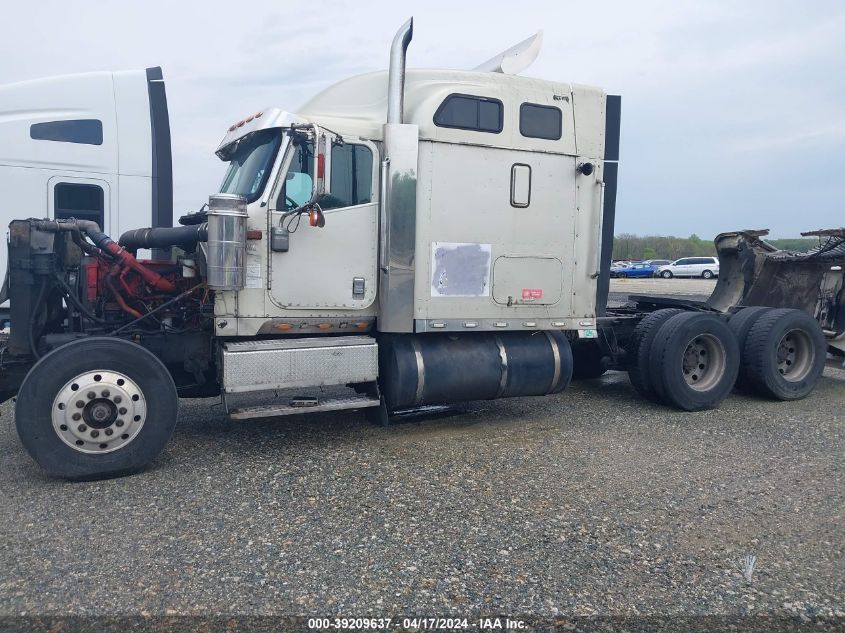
5;217;214;394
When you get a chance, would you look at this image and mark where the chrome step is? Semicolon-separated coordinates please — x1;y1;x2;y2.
229;395;380;420
220;335;378;394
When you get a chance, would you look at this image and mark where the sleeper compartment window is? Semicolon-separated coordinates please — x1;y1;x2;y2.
30;119;103;145
519;103;562;140
434;94;503;133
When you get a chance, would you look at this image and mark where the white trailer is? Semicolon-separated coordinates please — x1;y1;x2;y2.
1;20;832;480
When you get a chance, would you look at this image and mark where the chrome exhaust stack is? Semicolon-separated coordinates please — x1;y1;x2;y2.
387;17;413;124
379;17;418;333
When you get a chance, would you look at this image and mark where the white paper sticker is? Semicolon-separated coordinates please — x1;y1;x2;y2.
245;262;263;289
430;242;492;297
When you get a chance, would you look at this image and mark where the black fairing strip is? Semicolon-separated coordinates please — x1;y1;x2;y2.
145;67;173;230
595;95;621;316
604;94;621;162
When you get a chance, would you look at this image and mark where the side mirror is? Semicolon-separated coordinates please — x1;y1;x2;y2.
288;123;334;204
285;124;337;228
310;128;330;202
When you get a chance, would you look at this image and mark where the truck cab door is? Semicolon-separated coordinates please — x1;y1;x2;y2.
268;138;379;310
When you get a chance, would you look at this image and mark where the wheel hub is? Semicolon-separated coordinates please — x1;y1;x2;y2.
681;334;726;392
52;371;146;454
776;329;813;381
83;398;118;428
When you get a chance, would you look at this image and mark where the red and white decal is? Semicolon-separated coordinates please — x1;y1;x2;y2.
522;288;543;300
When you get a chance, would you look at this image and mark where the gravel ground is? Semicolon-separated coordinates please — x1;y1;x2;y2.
1;368;843;621
1;277;842;626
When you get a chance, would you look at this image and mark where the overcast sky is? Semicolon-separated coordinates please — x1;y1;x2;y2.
1;0;842;238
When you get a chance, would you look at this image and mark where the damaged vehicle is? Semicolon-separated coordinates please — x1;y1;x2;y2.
0;17;837;480
708;228;845;361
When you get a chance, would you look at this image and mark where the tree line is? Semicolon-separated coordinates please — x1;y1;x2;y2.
612;234;820;261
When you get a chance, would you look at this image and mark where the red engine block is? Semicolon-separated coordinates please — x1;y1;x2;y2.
81;256;199;319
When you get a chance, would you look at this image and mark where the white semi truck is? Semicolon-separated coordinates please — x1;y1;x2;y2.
0;66;173;323
1;20;837;480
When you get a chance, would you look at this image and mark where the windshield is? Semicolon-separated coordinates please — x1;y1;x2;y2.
219;128;282;203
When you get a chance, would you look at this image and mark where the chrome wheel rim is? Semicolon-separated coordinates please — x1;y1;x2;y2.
681;333;726;391
52;370;146;454
777;329;814;382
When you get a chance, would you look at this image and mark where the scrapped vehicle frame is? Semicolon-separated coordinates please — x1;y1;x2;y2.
707;228;845;358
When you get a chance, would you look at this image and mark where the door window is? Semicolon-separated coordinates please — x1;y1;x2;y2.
323;144;373;209
282;141;373;210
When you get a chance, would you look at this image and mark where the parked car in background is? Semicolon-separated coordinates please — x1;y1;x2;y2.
612;262;656;278
655;257;719;279
610;261;631;276
644;259;671;267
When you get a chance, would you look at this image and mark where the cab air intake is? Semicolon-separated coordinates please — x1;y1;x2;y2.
206;193;248;290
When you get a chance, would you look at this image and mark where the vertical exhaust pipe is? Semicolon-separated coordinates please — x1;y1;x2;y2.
387;17;413;124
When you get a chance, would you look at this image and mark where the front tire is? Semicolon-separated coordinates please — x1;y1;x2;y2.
15;337;179;481
661;270;673;279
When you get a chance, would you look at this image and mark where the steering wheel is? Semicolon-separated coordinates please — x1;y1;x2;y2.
285;195;298;209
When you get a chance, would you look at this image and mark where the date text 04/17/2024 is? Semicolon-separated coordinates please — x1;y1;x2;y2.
307;617;527;630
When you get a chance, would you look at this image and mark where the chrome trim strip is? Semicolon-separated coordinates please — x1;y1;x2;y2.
544;331;561;394
410;336;425;406
415;318;590;333
494;335;509;397
378;158;390;271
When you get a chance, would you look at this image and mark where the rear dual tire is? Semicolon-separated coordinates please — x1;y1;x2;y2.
648;313;739;411
629;307;826;410
627;309;683;401
628;311;739;411
737;308;826;400
728;306;771;392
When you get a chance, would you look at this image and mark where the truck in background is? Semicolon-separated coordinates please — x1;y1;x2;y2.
0;67;173;323
0;19;836;480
